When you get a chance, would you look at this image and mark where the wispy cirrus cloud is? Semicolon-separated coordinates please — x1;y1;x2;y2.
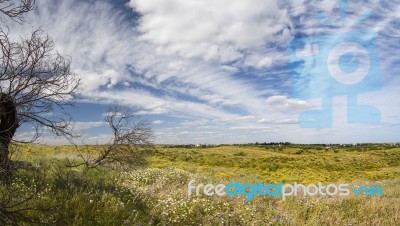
8;0;400;144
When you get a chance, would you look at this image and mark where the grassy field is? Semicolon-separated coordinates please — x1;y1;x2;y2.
149;144;400;183
2;144;400;225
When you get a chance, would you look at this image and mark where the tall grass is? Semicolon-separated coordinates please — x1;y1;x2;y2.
0;144;398;225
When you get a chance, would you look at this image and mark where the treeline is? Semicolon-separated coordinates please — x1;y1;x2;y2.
159;143;400;149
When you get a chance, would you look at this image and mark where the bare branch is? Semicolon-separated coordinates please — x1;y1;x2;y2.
0;28;81;182
75;104;154;169
0;0;35;23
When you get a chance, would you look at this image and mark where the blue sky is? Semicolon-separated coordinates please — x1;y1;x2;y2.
10;0;400;144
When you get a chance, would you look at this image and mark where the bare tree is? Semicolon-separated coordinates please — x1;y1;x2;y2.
0;28;81;183
77;104;153;169
0;1;82;224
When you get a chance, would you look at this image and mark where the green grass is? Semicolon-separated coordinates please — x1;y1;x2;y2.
149;145;400;183
2;144;399;225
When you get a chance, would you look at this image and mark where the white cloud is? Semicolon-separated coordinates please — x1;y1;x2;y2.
8;0;140;92
180;119;209;127
129;0;291;63
152;120;164;125
265;95;310;111
8;0;288;120
244;54;272;69
73;121;107;131
77;69;121;91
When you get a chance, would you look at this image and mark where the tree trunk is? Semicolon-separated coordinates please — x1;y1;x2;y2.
0;93;18;184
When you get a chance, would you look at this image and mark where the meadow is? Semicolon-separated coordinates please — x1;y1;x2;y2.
1;144;400;225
